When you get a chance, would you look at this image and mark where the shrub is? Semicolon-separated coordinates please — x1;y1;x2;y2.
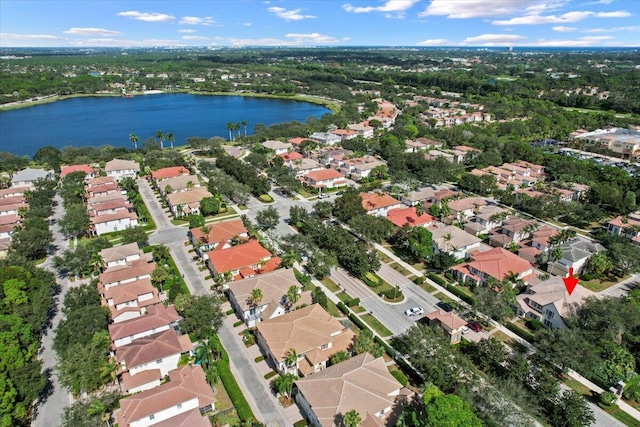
214;344;254;421
362;272;383;288
348;313;367;331
337;301;350;316
347;297;360;307
445;284;475;305
379;289;403;300
225;309;235;316
623;375;640;401
254;355;265;363
506;322;536;343
259;194;274;203
428;273;446;286
264;371;277;380
525;318;544;331
390;369;408;387
413;276;425;285
600;391;617;406
233;320;244;328
293;420;308;427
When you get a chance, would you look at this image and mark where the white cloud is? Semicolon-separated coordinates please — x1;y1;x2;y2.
117;11;175;22
178;29;196;33
343;0;421;18
285;33;340;43
0;33;62;40
243;22;252;26
267;7;315;21
63;27;121;36
416;38;449;45
493;10;631;25
182;35;210;40
462;33;527;45
228;37;292;47
419;0;556;19
584;25;640;32
524;35;615;46
553;26;578;32
179;16;215;25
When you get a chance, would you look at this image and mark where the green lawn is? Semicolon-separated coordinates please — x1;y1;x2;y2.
320;277;340;293
419;282;437;293
433;292;454;304
580;275;626;293
360;313;393;337
336;291;352;303
376;250;393;264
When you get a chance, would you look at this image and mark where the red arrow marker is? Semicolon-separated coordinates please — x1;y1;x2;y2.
563;267;579;296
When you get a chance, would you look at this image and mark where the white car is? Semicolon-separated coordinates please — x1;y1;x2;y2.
461;326;469;334
404;307;424;316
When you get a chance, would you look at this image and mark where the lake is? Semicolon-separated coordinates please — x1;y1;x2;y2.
0;93;331;156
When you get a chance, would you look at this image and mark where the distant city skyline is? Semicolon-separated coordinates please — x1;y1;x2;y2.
1;0;639;48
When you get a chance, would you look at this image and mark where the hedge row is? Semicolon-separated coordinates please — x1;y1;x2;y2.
337;301;350;316
390;370;408;387
505;322;536;343
445;284;475;305
362;272;383;288
378;289;403;300
215;339;255;422
349;312;368;331
427;273;446;286
413;276;425;285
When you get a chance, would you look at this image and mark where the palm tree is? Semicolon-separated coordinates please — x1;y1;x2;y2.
286;285;300;310
205;365;219;385
273;373;297;398
194;341;212;370
284;348;299;373
249;288;263;310
129;133;139;150
550;247;563;263
241;120;248;137
90;252;105;275
86;398;106;418
155;130;165;149
164;185;173;194
226;122;235;142
235;122;242;139
281;249;300;269
344;409;362;427
330;350;350;365
166;132;175;149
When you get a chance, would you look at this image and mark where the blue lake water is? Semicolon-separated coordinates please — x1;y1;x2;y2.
0;93;331;156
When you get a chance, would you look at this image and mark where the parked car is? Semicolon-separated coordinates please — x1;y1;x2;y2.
404;307;424;316
436;302;453;312
467;321;483;332
317;194;328;199
461;326;469;334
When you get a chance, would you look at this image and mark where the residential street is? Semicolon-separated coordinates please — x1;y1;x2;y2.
33;195;72;427
139;178;291;427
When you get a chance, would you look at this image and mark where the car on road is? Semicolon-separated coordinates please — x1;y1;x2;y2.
404;307;424;316
317;194;328;199
436;301;453;312
467;321;483;332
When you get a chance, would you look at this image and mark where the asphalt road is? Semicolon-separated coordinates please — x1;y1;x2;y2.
33;195;71;427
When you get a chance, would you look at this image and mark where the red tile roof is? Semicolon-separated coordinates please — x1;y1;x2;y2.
60;164;95;177
189;218;248;249
277;152;304;161
452;247;533;282
206;240;273;273
150;166;189;180
387;207;434;227
304;168;345;182
360;192;402;212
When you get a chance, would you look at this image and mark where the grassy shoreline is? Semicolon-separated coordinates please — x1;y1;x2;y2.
0;90;341;113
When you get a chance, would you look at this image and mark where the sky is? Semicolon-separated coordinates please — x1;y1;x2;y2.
1;0;639;48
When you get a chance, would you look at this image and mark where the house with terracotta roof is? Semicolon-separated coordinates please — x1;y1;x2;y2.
606;211;640;245
401;187;437;207
425;309;468;344
116;365;215;427
303;169;347;190
360;192;404;217
308;147;353;167
189;218;248;258
330;128;359;141
488;217;538;248
0;201;28;217
516;276;596;329
546;238;605;277
256;304;355;377
464;206;510;236
116;329;192;381
404;138;429;153
89;197;134;218
102;277;161;323
228;269;311;327
262;140;293;155
86;176;117;188
0;187;29;199
150;166;189;182
430;224;482;260
386;207;434;228
206;239;279;282
451;247;535;287
105;159;140;181
86;181;119;198
294;352;411;427
287;137;311;149
60;164;96;179
166;188;213;217
109;304;181;348
277;151;304;163
157;175;200;195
